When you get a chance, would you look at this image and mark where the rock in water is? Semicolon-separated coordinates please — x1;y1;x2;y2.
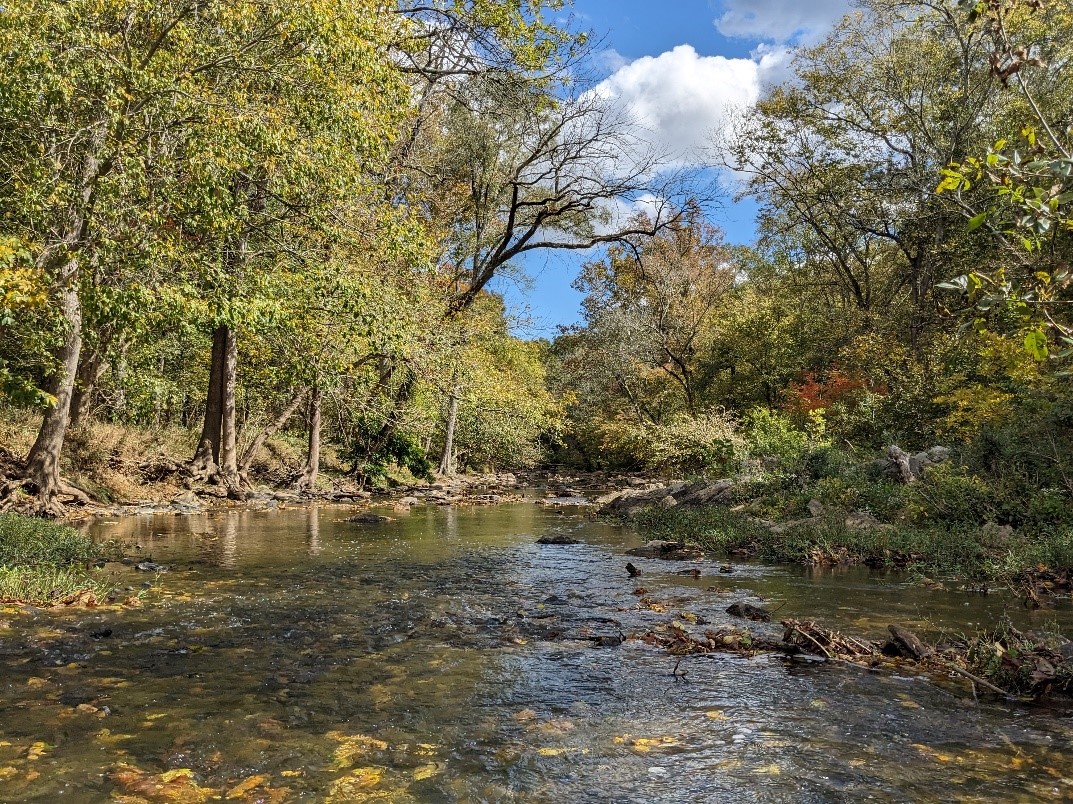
726;602;771;622
346;513;392;524
537;535;581;545
625;540;705;560
626;562;641;577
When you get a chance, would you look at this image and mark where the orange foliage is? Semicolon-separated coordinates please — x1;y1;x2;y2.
786;369;881;413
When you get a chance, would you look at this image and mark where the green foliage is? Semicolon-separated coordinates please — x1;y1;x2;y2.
341;419;433;485
0;514;99;567
595;410;746;475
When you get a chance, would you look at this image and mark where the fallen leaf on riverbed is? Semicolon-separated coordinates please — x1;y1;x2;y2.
754;763;781;775
705;710;728;721
26;741;48;761
412;763;442;781
110;762;218;803
226;774;269;798
326;767;383;799
613;735;678;752
535;746;589;757
327;731;389;767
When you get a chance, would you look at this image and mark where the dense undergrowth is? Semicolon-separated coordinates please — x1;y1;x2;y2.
630;423;1073;586
0;513;124;606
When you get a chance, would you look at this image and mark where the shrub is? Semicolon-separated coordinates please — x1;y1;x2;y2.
597;409;747;475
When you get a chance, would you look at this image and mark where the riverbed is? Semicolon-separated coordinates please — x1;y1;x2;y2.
0;500;1071;801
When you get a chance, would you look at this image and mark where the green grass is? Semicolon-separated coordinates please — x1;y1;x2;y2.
0;513;123;606
632;504;1073;583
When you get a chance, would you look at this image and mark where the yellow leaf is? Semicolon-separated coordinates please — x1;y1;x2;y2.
26;741;48;761
160;768;194;783
412;763;442;781
755;763;781;775
226;774;269;798
705;710;728;720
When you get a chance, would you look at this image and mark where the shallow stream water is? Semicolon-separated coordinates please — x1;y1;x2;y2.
1;500;1072;801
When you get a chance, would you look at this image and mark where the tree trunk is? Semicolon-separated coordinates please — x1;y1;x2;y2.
191;325;227;479
22;127;105;515
296;384;322;494
24;267;88;515
69;344;106;429
438;381;460;476
110;342;128;423
218;327;243;498
239;387;306;475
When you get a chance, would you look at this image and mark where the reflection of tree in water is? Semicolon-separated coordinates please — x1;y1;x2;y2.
307;506;320;555
220;511;238;567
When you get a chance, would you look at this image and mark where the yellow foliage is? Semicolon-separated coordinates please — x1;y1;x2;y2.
934;385;1014;439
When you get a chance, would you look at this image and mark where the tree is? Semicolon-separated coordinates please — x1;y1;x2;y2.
0;0;219;513
722;0;1006;351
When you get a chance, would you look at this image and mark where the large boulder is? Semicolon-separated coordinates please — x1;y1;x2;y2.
879;444;951;483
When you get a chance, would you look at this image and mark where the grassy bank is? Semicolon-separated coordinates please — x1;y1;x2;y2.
0;513;124;606
633;500;1073;586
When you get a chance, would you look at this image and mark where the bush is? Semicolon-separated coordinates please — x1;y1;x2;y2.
597;409;747;475
744;408;810;467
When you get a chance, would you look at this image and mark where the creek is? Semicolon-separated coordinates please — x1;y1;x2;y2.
1;499;1072;802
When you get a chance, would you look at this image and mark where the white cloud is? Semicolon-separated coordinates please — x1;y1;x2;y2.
715;0;851;44
589;44;760;168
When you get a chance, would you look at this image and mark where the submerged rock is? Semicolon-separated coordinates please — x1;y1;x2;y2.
346;513;392;524
536;535;581;545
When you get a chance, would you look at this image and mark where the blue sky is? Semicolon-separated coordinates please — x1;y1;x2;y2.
491;0;852;336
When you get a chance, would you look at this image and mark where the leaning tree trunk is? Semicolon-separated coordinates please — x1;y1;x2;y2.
238;387;306;476
296;384;322;494
20;130;105;516
438;381;460;476
191;325;227;479
23;267;89;516
69;341;107;429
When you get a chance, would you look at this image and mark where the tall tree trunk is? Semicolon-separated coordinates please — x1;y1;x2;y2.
239;387;306;475
218;327;243;498
296;384;322;494
438;380;460;476
69;344;106;429
153;352;166;427
24;267;88;515
191;325;227;478
22;128;105;515
110;342;128;423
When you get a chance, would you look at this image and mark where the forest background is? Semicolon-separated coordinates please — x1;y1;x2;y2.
1;0;1072;570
